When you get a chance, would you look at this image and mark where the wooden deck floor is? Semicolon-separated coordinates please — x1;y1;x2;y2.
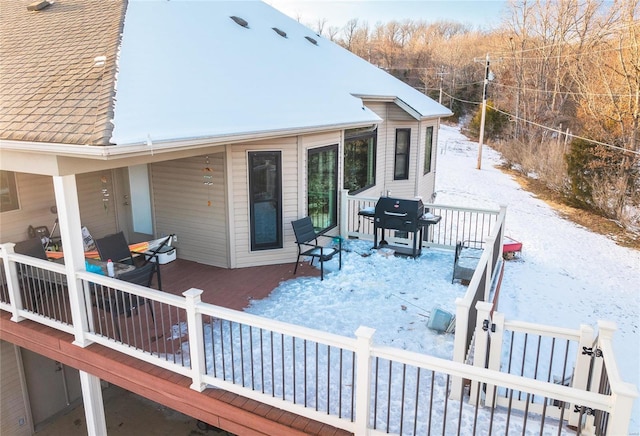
158;258;321;310
0;259;351;436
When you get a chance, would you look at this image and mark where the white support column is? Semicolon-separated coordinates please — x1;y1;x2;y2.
354;326;375;436
184;288;206;392
53;175;92;347
79;371;107;436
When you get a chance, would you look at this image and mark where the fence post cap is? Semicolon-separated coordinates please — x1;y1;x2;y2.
355;326;376;339
183;288;204;298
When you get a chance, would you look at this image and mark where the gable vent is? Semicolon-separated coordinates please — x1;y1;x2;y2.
272;27;287;38
230;16;249;28
305;36;318;46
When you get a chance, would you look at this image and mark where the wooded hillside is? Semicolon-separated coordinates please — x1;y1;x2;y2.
310;0;639;231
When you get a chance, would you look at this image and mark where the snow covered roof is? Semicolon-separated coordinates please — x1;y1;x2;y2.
0;0;451;147
111;0;452;145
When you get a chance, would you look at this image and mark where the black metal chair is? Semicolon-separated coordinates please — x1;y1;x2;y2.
291;217;342;281
95;231;138;265
14;238;48;260
95;231;163;290
94;262;158;340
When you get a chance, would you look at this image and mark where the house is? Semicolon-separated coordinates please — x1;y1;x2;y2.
1;0;452;433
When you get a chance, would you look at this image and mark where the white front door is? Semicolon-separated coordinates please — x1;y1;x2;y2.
113;166;154;243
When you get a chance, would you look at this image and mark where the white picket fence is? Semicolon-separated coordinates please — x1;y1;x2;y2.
1;198;636;435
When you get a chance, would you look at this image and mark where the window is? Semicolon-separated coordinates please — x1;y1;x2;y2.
0;171;19;212
249;151;282;250
344;127;377;193
308;145;338;232
394;129;411;180
423;126;434;175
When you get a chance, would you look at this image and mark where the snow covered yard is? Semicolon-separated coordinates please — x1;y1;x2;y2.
246;241;464;359
243;124;639;431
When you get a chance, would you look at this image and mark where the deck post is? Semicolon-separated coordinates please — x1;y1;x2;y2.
184;288;206;392
597;321;638;436
485;310;504;407
470;301;493;405
354;326;375;435
0;243;26;322
340;189;349;240
568;324;595;428
451;297;470;400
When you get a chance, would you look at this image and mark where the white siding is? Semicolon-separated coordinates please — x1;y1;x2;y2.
76;172;118;239
0;173;55;243
0;172;117;244
229;138;298;268
416;120;439;202
0;341;31;436
151;153;228;267
358;102;431;200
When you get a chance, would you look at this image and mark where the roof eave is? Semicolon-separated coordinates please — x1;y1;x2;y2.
0;119;382;161
355;94;454;120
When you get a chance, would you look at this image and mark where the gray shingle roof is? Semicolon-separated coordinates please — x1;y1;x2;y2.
0;0;126;145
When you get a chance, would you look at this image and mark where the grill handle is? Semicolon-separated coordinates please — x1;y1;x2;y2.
384;211;408;217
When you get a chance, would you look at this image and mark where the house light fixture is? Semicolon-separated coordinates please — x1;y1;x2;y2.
230;16;249;28
304;36;318;46
27;0;53;12
272;27;287;38
94;56;106;67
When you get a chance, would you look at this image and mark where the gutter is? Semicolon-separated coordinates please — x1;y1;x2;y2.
0;119;381;160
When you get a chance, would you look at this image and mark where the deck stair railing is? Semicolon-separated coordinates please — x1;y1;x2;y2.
471;301;638;435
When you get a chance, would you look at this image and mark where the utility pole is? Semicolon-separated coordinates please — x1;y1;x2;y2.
476;53;490;170
436;66;448;105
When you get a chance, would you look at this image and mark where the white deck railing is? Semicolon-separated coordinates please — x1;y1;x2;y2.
1;200;636;435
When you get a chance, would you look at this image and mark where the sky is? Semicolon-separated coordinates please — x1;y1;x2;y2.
174;124;639;433
266;0;509;30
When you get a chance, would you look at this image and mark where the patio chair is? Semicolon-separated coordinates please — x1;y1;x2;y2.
95;231;162;289
291;217;342;281
451;240;484;284
94;262;157;340
14;238;48;260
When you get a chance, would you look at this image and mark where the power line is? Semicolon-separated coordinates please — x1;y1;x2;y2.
441;93;639;156
492;82;633;98
487;103;640;156
441;90;481;105
494;41;636;59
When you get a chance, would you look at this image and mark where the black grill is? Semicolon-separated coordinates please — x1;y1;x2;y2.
373;197;425;257
374;197;424;232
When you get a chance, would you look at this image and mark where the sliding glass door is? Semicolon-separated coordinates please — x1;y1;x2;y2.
308;144;338;232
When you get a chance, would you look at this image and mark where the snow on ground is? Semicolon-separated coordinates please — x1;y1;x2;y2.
244;124;639;431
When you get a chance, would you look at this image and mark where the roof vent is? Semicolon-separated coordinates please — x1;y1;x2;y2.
305;36;318;46
272;27;287;38
27;0;53;11
230;16;249;28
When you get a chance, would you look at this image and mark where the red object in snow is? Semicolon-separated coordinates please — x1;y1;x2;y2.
503;236;523;259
